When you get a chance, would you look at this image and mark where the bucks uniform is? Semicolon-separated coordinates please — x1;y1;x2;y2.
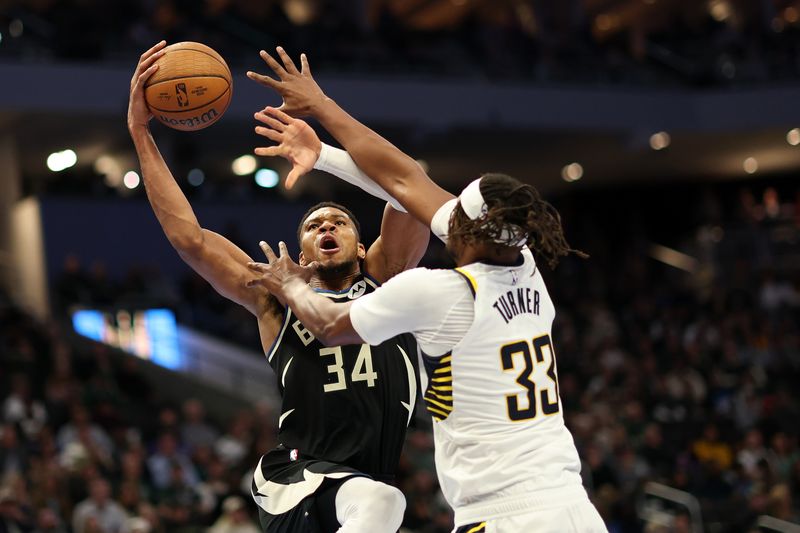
251;274;419;532
350;249;606;532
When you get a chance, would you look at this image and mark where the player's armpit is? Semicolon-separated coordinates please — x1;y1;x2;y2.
364;204;430;283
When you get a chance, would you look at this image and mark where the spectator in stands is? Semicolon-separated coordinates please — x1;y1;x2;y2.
146;432;198;491
738;429;768;478
31;507;68;533
56;405;114;466
71;478;129;533
0;424;28;478
693;423;734;470
181;399;218;454
119;449;151;503
213;414;251;468
768;432;799;483
0;482;34;532
206;496;259;533
155;462;204;533
3;373;48;442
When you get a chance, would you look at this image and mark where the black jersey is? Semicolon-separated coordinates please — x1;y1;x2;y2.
265;274;418;482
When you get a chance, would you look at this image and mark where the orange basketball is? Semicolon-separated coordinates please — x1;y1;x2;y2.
144;42;232;131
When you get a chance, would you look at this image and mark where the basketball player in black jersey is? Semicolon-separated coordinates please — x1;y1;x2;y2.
128;41;429;533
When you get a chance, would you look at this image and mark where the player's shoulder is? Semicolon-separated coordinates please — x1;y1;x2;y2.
388;266;466;286
376;267;469;300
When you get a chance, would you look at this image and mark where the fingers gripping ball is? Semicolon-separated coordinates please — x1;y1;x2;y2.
144;42;232;131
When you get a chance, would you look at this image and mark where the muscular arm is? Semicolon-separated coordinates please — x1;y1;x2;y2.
363;204;429;283
127;42;280;321
249;49;455;230
281;277;361;346
130;127;275;316
313;98;454;228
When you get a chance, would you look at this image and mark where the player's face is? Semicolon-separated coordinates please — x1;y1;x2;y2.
299;207;365;271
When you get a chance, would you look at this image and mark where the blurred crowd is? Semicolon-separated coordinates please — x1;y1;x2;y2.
5;179;799;532
5;0;800;85
1;289;278;533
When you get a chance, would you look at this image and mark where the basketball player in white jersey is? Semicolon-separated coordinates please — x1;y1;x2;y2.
247;49;607;532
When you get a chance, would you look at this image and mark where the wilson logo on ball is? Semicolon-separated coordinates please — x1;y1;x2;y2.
158;108;218;129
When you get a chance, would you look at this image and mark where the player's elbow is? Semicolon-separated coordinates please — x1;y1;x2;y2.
171;229;205;256
316;322;343;347
317;313;358;346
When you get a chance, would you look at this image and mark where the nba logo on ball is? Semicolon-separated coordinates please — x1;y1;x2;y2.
289;449;299;462
144;42;232;131
175;83;189;107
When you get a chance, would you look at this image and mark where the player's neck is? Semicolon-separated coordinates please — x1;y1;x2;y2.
309;268;362;292
456;242;522;267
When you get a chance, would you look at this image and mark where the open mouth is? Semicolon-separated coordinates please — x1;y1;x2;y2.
319;235;340;254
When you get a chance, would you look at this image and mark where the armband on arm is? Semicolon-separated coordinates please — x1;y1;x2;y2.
314;144;407;213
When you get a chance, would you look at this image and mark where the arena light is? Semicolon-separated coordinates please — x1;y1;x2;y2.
709;0;731;22
649;244;697;273
123;171;141;189
254;168;279;188
786;6;799;24
743;157;758;174
594;14;616;32
46;149;77;172
561;163;583;182
187;168;205;186
8;19;22;38
787;128;800;146
649;131;671;151
232;155;257;176
94;155;123;187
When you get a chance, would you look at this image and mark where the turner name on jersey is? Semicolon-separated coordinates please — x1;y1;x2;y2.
492;287;540;323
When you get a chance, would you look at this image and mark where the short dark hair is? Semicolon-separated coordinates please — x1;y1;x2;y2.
449;173;587;269
296;201;362;246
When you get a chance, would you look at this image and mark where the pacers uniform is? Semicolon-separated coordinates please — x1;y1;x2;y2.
251;274;419;533
349;249;606;533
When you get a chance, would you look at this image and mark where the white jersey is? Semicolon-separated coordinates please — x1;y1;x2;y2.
350;248;586;526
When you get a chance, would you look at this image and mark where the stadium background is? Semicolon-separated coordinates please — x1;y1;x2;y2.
1;0;799;532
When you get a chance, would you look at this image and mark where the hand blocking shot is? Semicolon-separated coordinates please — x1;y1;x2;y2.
248;48;606;533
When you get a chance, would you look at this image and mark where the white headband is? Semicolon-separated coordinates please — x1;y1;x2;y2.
457;177;528;247
459;178;488;220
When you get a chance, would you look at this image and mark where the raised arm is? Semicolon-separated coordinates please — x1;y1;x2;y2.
252;101;430;282
127;42;276;318
247;48;455;228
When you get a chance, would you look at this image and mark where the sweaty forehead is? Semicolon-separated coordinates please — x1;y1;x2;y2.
303;207;350;227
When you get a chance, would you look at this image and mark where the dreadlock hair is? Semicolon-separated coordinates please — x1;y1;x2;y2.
296;201;362;246
448;173;588;269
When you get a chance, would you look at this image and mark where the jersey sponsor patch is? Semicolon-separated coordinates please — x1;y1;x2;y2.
348;280;367;299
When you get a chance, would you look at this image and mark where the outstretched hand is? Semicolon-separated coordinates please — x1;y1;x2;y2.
246;241;318;298
128;40;167;131
254;106;321;189
247;47;327;117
